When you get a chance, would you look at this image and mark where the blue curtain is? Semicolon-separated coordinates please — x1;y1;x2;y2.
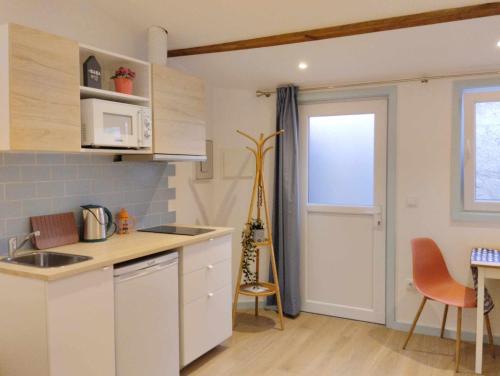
268;84;301;317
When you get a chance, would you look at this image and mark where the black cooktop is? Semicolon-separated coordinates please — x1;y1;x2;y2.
138;225;215;236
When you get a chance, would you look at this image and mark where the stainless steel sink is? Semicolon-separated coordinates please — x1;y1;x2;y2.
1;252;92;268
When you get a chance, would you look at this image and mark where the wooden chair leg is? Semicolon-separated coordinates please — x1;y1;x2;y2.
486;314;495;359
455;307;462;373
440;304;448;339
403;297;427;350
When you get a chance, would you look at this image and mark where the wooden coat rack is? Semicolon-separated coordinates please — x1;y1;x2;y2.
232;129;284;330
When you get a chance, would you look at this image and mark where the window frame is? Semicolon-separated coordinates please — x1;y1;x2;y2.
451;78;500;222
463;90;500;212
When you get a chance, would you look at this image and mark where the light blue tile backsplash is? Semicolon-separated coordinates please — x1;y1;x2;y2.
0;152;176;255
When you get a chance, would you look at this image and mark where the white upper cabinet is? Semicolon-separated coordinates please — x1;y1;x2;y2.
152;64;207;156
0;23;81;152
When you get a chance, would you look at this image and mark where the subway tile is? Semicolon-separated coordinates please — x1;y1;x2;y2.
52;196;92;214
167;188;176;200
92;179;116;194
0;166;21;182
36;153;65;165
124;189;155;204
78;165;102;179
65;180;91;196
36;182;65;198
149;201;167;214
0;238;8;256
4;153;36;165
0;219;5;237
21;166;52;182
0;153;4;166
22;198;53;217
5;218;30;236
0;201;22;219
65;153;91;164
51;165;78;180
91;154;114;164
161;211;176;224
5;183;36;200
0;184;4;200
165;164;175;176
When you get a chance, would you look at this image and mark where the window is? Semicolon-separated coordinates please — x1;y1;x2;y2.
308;114;375;206
463;88;500;212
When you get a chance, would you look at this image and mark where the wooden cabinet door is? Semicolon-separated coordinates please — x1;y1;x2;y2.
152;64;206;155
47;267;115;376
8;24;81;151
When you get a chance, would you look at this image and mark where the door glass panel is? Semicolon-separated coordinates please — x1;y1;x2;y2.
103;112;133;140
308;114;375;206
475;101;500;201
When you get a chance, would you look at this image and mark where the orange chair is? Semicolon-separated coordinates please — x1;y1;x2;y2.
403;238;495;372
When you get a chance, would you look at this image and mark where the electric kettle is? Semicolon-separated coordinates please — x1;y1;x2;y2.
81;205;115;242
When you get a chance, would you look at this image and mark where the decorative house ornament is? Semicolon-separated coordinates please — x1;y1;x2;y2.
83;55;102;89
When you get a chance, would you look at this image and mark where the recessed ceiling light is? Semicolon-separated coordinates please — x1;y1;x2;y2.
298;62;308;70
497;40;500;48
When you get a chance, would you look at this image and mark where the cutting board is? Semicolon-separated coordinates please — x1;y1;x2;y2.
30;212;79;250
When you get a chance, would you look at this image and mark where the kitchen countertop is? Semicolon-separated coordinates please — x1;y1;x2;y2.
0;225;233;281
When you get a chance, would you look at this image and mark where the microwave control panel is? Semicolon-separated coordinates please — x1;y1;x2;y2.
140;109;153;148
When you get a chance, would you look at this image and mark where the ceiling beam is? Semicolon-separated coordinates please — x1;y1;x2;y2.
168;2;500;57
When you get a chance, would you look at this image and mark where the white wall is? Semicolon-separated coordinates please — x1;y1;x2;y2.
395;78;500;335
186;78;500;335
0;0;146;58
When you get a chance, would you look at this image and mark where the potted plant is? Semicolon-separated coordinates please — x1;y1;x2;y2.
251;218;265;242
241;222;258;285
111;66;136;95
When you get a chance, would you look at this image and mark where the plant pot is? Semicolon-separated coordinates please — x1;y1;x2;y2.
113;77;133;95
253;229;265;242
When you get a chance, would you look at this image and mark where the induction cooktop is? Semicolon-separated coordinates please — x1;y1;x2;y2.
138;225;215;236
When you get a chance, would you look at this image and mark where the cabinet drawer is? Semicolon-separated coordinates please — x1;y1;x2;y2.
182;259;231;305
181;285;232;367
181;235;231;275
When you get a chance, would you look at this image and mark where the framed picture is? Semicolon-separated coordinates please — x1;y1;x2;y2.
196;140;213;180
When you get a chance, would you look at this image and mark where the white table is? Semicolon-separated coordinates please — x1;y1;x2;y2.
472;249;500;374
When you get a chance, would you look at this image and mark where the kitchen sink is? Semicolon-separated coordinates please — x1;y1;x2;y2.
1;252;92;268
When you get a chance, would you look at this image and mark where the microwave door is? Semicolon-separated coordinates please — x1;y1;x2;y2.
101;112;137;148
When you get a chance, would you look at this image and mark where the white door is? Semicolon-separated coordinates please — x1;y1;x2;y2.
300;98;387;324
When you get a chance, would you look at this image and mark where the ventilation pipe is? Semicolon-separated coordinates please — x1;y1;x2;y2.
148;26;168;65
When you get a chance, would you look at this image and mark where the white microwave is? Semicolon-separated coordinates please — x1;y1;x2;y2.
81;99;152;149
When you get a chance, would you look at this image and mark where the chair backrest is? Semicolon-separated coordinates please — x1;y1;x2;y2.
411;238;453;294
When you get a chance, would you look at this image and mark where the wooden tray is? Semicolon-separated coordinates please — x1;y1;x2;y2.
30;212;79;250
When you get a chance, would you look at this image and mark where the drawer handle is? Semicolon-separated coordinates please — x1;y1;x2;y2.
209;238;214;241
207;264;214;270
208;292;214;297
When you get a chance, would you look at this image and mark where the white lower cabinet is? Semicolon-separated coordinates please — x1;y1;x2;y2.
180;235;232;367
0;267;115;376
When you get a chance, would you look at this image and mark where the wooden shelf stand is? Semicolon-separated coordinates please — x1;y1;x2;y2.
232;130;285;330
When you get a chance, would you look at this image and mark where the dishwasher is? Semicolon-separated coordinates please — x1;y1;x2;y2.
114;251;179;376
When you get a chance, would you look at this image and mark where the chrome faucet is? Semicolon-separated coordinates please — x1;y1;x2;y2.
8;231;41;259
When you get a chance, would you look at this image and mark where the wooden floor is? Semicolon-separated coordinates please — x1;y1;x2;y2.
181;310;500;376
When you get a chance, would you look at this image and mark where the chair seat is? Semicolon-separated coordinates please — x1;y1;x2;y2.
417;281;476;308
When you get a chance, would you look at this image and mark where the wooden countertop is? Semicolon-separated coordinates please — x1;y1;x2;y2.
0;226;233;281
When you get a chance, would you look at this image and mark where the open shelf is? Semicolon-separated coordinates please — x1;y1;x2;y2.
238;282;277;297
255;240;271;247
79;43;151;102
80;86;150;105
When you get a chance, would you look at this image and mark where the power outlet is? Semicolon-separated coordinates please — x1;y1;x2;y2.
406;278;415;290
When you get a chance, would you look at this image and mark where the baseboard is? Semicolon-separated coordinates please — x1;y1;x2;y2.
388;320;500;346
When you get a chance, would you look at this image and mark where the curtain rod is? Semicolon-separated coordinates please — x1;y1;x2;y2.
255;69;500;97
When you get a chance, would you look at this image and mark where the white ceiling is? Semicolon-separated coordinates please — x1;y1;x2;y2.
90;0;485;50
168;16;500;90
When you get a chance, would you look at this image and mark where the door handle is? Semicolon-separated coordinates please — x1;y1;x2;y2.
373;206;383;229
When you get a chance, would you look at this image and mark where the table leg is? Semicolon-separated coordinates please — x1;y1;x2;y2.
475;267;485;374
